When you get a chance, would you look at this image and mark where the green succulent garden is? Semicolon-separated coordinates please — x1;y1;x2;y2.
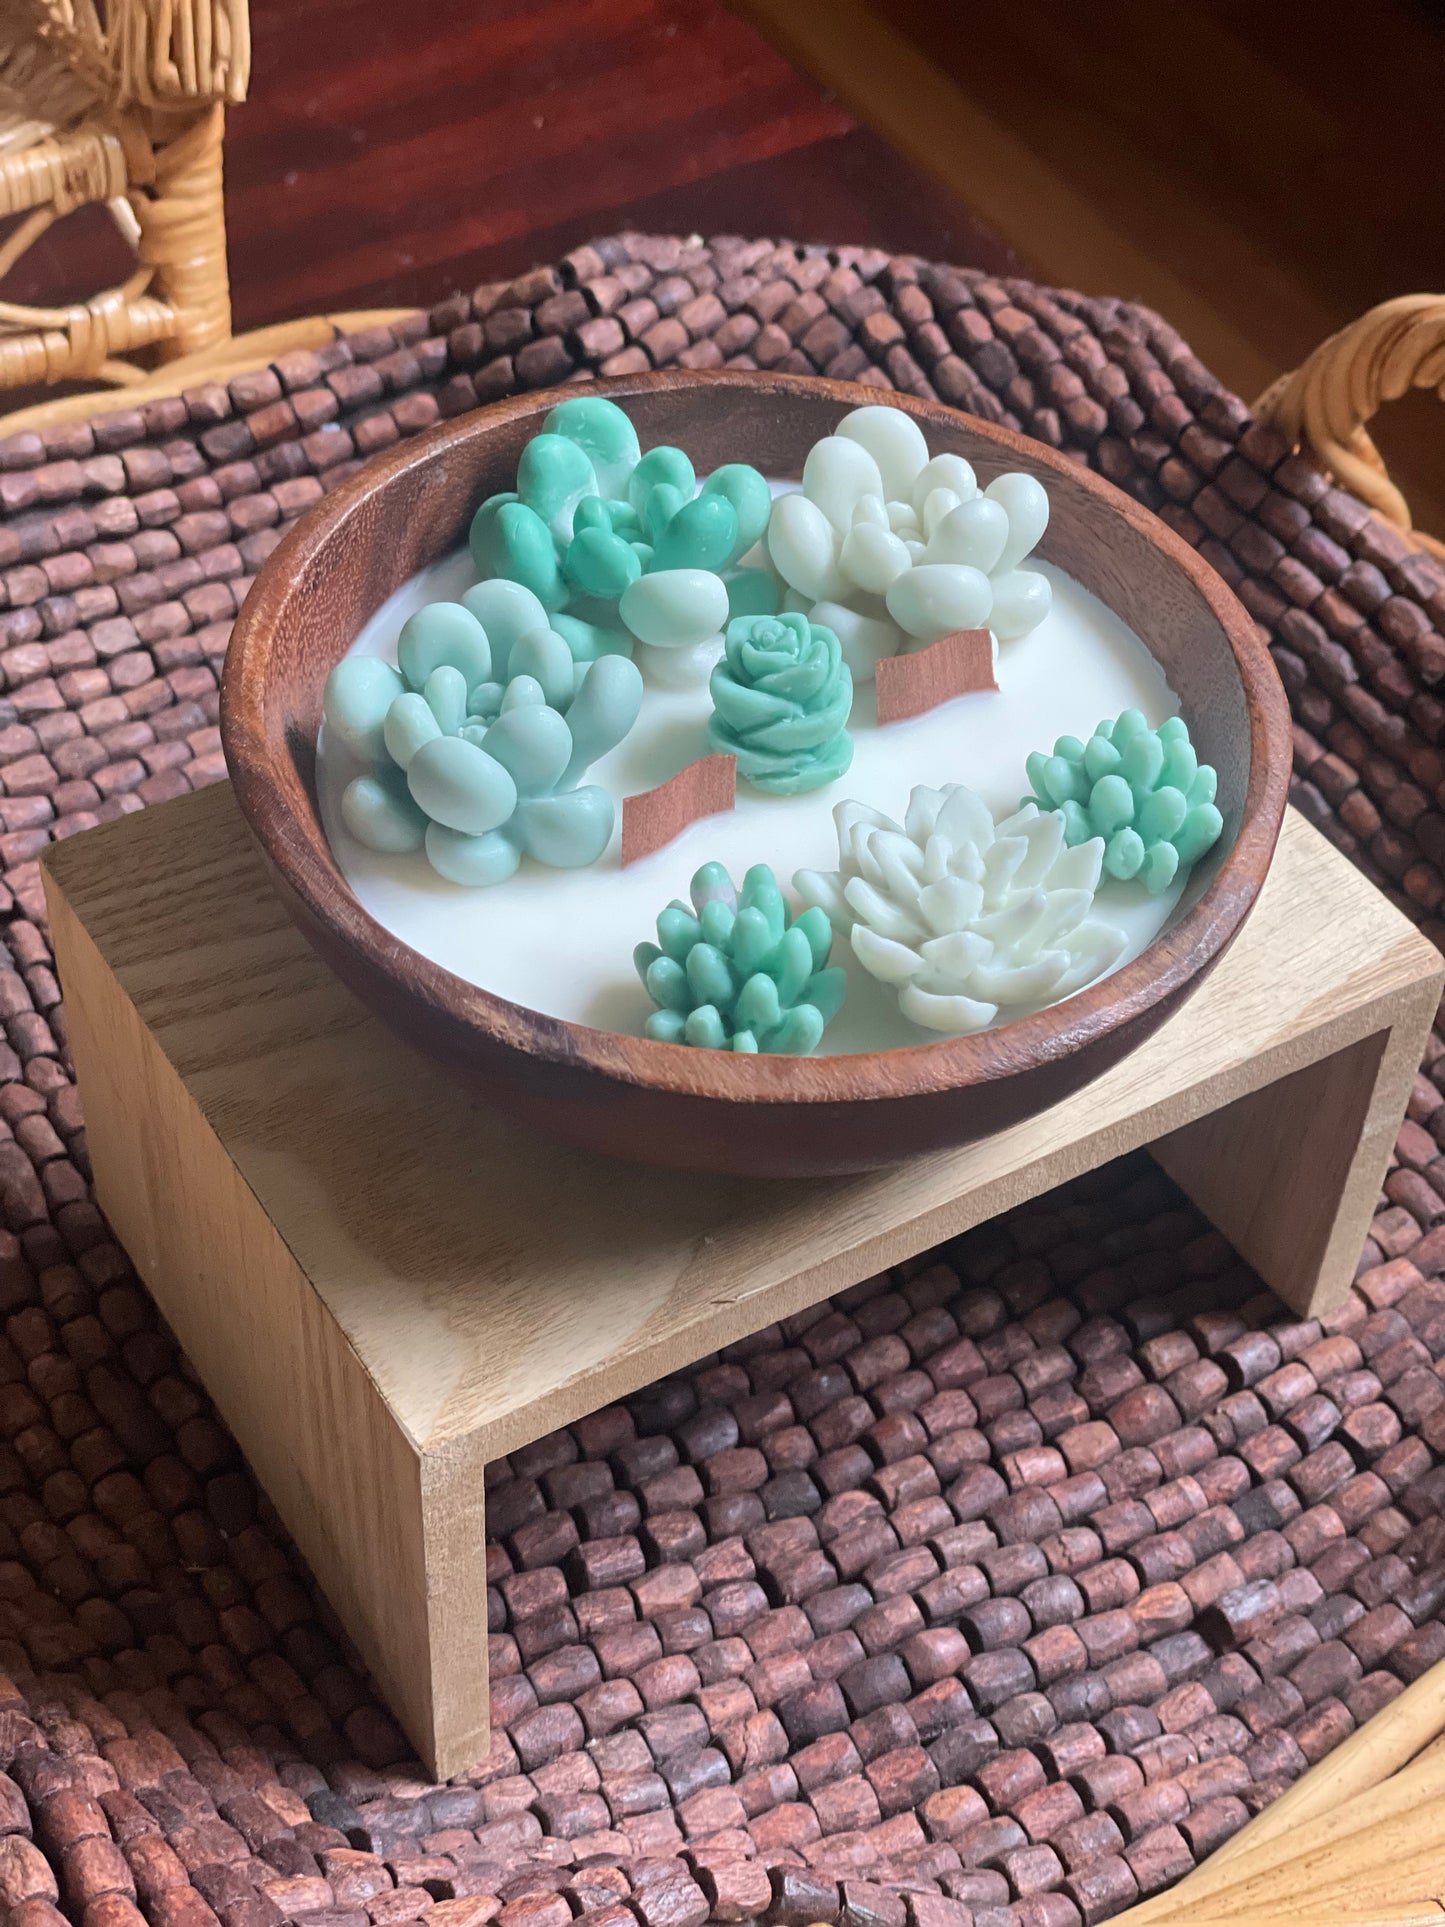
323;398;1233;1057
1024;710;1224;894
635;861;847;1054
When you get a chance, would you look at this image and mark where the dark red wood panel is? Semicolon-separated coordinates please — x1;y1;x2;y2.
219;0;1015;322
225;0;841;320
0;0;1015;407
0;0;1015;328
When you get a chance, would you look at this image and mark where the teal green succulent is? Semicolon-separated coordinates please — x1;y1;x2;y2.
636;862;846;1053
468;396;778;667
1023;709;1223;894
324;597;643;886
708;611;854;796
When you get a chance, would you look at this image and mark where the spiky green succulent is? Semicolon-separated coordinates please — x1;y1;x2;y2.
635;861;846;1053
1024;710;1223;895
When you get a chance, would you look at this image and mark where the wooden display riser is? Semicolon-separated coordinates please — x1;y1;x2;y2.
43;784;1443;1778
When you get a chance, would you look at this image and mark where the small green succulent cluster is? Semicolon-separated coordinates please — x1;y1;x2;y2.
1024;709;1223;894
636;861;846;1054
469;396;779;662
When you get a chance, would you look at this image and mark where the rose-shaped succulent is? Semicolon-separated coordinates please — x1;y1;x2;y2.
765;403;1053;680
1023;710;1223;894
707;611;854;797
323;592;643;886
468;396;778;687
796;785;1125;1035
636;861;845;1053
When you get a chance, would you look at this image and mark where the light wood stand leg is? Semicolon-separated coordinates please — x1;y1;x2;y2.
1155;977;1439;1318
52;903;493;1772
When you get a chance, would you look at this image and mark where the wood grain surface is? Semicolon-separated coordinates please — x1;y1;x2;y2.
622;752;737;867
44;785;1440;1467
219;367;1291;1175
874;627;997;723
742;0;1445;540
43;782;1441;1772
45;888;469;1770
46;842;492;1776
0;0;1017;344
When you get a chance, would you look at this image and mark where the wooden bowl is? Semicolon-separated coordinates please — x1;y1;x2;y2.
221;370;1290;1177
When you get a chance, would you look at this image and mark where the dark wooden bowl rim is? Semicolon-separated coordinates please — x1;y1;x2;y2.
222;370;1291;1112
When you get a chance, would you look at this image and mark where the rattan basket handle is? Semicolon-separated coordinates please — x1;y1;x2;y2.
1254;294;1445;557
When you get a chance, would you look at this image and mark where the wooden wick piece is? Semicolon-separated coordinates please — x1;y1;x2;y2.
874;627;997;724
621;753;736;866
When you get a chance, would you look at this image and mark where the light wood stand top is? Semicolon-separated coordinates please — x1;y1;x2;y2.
42;785;1443;1776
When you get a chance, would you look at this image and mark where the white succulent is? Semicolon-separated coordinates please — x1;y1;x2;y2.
795;784;1126;1035
766;405;1054;681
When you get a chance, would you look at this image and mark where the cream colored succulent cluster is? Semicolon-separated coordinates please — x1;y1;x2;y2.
766;405;1054;681
795;783;1126;1035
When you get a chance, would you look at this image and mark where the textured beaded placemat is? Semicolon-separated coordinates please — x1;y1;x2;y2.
0;234;1440;1927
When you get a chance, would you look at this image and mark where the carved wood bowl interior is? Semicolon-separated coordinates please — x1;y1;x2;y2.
220;370;1291;1177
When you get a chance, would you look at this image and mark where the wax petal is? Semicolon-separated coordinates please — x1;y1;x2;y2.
461;578;552;680
542;395;640;500
324;656;404;762
886;563;993;642
517;432;598;545
398;602;492;692
619;568;730;647
836;404;930;500
702;464;773;557
342;771;427;853
985;471;1050;571
767;491;847;601
803;435;885;533
989;568;1052;641
407;735;518;836
424;824;521;887
926;497;1009;574
513;785;615;867
652;492;739;574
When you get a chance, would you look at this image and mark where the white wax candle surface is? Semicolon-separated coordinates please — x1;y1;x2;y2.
318;525;1190;1055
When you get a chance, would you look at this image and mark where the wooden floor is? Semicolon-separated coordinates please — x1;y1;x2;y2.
2;0;1437;533
740;0;1445;536
2;0;1014;335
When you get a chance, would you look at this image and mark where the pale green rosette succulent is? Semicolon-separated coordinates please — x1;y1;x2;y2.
635;861;846;1053
468;396;778;680
1023;709;1223;895
323;596;643;887
707;611;854;796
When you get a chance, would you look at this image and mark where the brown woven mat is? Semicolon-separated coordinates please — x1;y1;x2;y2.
0;235;1440;1927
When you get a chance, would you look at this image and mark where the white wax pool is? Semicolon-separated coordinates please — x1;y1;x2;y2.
318;547;1188;1054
